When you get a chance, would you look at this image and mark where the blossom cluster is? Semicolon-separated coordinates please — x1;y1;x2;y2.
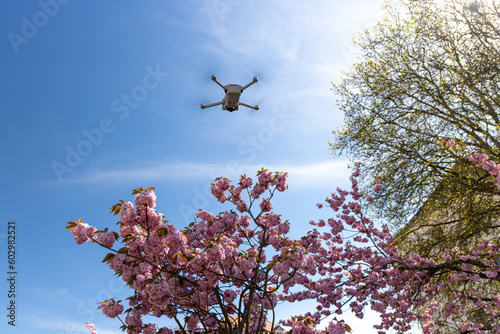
86;322;97;334
71;222;96;245
469;152;500;189
68;166;500;334
99;299;124;318
69;171;330;333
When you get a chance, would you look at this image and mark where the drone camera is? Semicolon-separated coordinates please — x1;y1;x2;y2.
201;75;259;111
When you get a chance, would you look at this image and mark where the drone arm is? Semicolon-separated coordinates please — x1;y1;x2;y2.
241;77;258;91
239;102;259;111
201;101;223;109
211;75;226;90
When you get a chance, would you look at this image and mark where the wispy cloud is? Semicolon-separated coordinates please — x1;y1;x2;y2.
51;159;350;189
197;0;384;70
23;314;123;334
33;287;73;301
276;160;351;188
54;161;222;185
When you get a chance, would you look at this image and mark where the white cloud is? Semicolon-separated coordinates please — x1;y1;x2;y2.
278;160;350;188
198;0;384;67
54;159;350;190
58;161;221;184
22;313;125;334
34;287;72;300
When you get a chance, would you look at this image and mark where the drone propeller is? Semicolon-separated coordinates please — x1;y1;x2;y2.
191;58;237;87
186;63;228;113
240;58;274;85
183;91;214;113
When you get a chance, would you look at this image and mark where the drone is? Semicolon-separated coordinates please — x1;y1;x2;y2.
200;75;259;112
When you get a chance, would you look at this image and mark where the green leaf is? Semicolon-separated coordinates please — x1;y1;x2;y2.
102;253;116;263
131;187;143;195
65;221;78;229
156;227;168;236
127;274;137;285
265;260;277;270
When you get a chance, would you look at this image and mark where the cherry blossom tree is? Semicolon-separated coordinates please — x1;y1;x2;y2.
68;166;500;334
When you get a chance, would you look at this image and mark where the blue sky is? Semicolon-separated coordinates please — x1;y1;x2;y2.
0;1;424;333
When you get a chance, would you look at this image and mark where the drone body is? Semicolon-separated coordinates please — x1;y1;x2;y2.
200;75;259;111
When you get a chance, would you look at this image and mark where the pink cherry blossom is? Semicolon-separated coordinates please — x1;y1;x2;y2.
67;168;500;334
260;199;273;212
95;232;115;248
99;299;124;318
134;191;157;208
85;322;97;334
70;223;96;244
239;175;253;189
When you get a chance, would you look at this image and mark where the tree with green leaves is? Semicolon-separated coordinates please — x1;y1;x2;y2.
332;0;500;228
